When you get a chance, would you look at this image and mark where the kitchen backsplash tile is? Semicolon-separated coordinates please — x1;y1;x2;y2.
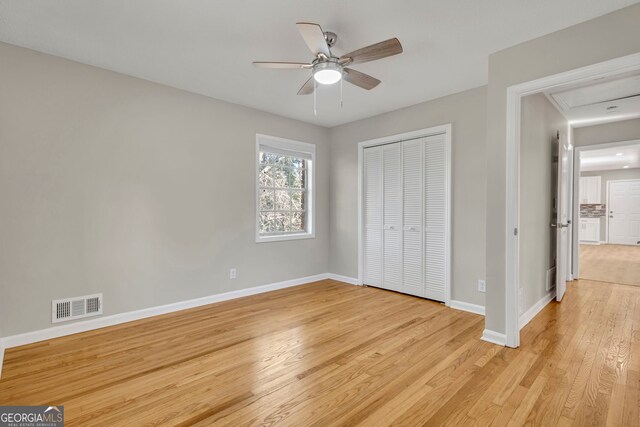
580;203;606;218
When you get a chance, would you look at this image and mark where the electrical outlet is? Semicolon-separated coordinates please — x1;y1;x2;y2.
229;268;237;279
478;280;486;293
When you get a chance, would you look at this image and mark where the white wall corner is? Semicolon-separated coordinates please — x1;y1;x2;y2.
481;329;507;346
519;290;556;330
450;300;485;316
326;273;361;285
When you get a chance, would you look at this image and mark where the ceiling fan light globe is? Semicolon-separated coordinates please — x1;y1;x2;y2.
314;69;342;85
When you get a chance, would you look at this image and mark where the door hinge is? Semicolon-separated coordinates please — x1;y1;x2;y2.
514;228;518;236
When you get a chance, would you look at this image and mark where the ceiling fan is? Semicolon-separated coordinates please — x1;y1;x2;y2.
253;22;403;95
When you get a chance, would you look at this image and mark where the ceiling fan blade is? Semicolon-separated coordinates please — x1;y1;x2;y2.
296;22;331;57
343;68;381;90
340;38;403;65
297;77;315;95
253;61;311;69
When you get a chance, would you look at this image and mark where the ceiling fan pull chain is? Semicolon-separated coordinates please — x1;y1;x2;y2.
314;79;317;116
340;77;343;108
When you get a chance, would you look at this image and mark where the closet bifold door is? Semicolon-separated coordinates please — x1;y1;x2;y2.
402;139;424;297
382;143;403;292
424;134;447;302
363;146;383;287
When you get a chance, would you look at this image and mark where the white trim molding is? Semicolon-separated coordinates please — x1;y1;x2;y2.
519;290;556;330
0;341;5;379
450;300;485;316
505;52;640;349
481;329;507;346
326;273;360;285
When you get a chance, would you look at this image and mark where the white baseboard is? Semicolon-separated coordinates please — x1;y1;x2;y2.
579;241;600;245
326;273;360;285
1;273;336;351
519;290;556;330
481;329;506;346
0;341;5;379
450;300;485;316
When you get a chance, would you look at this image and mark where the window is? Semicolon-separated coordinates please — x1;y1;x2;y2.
256;135;315;242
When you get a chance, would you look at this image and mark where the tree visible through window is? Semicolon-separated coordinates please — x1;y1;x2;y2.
258;151;308;235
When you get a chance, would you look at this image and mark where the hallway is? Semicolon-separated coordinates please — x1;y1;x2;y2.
580;244;640;287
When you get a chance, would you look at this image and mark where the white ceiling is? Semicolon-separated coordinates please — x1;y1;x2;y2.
1;1;638;127
546;72;640;127
581;143;640;171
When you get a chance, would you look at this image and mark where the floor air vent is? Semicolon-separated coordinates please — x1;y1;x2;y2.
52;293;103;323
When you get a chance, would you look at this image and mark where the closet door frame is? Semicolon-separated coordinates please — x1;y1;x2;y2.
357;124;452;306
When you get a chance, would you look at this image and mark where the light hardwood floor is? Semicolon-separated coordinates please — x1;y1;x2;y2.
0;279;639;426
580;243;640;287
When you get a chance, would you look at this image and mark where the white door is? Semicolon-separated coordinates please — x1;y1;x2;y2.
556;130;571;301
363;147;383;287
402;139;424;297
424;135;448;302
362;134;449;303
609;180;640;245
383;143;403;292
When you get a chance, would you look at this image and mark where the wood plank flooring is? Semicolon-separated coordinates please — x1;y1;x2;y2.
580;243;640;286
0;279;639;426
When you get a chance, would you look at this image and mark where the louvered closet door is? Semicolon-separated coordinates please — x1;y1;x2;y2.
402;139;424;297
363;147;383;286
424;135;447;302
382;143;403;292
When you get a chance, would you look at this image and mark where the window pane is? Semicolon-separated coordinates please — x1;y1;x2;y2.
289;168;305;188
259;213;275;233
273;212;289;232
258;144;312;238
259;164;274;187
260;152;278;165
291;190;305;211
273;167;288;188
291;157;305;169
289;212;305;232
275;190;291;211
259;189;274;211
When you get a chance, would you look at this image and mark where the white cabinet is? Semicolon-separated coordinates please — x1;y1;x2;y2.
579;218;600;243
579;176;601;204
363;134;449;302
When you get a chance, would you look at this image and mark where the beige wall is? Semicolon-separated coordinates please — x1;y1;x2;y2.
0;42;330;336
581;168;640;241
329;86;487;307
485;4;640;334
519;93;566;312
574;118;640;147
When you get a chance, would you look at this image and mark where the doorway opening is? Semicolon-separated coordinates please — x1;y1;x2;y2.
575;140;640;287
504;53;640;348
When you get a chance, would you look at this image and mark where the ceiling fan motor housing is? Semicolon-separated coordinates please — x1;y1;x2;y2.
324;31;338;48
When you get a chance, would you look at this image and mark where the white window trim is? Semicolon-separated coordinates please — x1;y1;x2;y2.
255;134;316;243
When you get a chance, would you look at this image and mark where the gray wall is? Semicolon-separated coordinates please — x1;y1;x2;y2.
574;118;640;147
581;168;640;241
519;93;566;313
0;42;330;336
485;4;640;335
329;86;487;307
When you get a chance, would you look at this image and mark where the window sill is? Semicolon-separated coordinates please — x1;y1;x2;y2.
256;232;315;243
